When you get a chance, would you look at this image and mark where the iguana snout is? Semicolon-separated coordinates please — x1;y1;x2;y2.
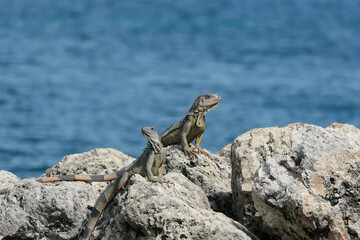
141;126;162;153
201;93;221;111
141;126;159;142
189;93;221;115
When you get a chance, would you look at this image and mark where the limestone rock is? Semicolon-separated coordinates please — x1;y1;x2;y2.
91;172;258;240
231;123;360;239
163;145;233;217
43;148;135;176
216;143;232;159
0;170;20;191
42;148;135;192
0;172;97;239
1;146;257;240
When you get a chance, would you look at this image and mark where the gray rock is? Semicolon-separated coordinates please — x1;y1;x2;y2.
91;172;258;240
42;148;135;192
43;148;135;176
231;123;360;239
216;143;232;159
0;170;21;192
0;175;97;239
1;146;256;240
163;145;233;217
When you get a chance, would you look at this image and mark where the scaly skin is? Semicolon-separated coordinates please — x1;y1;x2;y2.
37;170;125;183
160;94;221;158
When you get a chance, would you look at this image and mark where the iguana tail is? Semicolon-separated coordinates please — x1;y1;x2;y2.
37;169;125;183
81;172;129;240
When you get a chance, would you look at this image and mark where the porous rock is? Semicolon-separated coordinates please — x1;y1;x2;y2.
43;148;134;176
42;148;135;192
231;123;360;239
163;145;233;217
216;143;232;159
0;173;97;239
1;146;256;240
0;170;21;190
91;172;258;240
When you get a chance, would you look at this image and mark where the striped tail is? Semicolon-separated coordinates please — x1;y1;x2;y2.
37;169;125;183
81;172;129;240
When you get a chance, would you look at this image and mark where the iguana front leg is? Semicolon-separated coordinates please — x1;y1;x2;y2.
195;133;210;157
180;121;198;159
146;151;164;183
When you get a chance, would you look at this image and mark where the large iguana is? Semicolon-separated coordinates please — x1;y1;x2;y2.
36;126;165;240
160;93;221;158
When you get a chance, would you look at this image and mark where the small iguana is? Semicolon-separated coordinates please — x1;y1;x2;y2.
160;93;221;158
37;126;165;240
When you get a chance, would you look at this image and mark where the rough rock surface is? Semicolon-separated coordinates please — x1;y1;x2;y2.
1;146;256;240
231;123;360;239
91;173;258;240
43;148;135;176
0;177;97;239
163;145;233;217
216;143;232;159
0;170;21;191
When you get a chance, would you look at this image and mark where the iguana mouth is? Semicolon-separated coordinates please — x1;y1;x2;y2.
205;101;220;113
202;94;221;114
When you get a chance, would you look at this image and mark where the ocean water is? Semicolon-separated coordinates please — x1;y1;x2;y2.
1;0;359;179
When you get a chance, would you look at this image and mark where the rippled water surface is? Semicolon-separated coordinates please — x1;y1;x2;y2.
1;0;360;178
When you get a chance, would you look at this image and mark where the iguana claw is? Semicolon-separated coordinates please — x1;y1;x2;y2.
197;147;210;157
184;146;199;159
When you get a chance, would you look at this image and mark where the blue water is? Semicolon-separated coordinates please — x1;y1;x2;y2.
1;0;360;179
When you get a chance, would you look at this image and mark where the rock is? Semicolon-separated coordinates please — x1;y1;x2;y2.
0;173;97;239
216;143;232;159
163;145;233;217
231;123;360;239
0;170;21;190
1;146;256;240
42;148;135;192
91;172;258;240
43;148;135;176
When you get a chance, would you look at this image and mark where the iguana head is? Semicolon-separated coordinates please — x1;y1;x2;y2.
141;126;162;153
188;94;221;126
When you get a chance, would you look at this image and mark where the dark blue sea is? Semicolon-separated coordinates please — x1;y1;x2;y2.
1;0;360;179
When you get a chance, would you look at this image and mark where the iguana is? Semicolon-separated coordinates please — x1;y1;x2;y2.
37;126;165;240
160;93;221;158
